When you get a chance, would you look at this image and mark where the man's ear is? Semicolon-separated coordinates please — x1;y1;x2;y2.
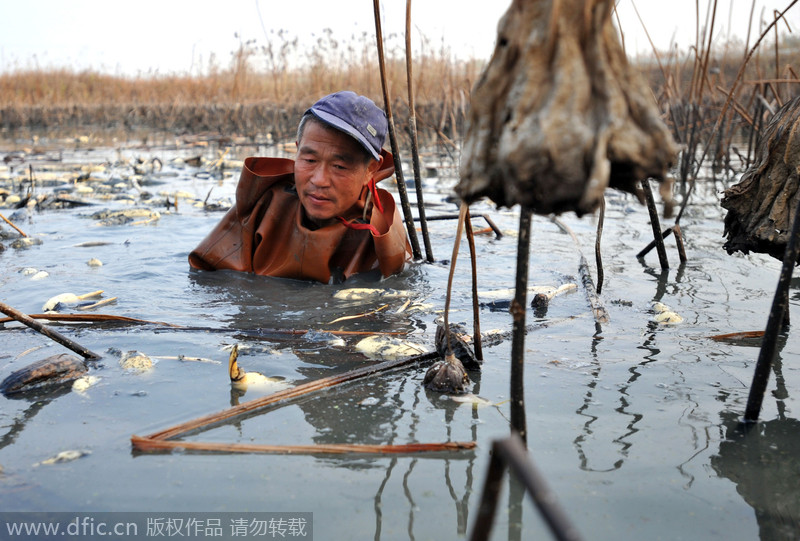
366;156;383;181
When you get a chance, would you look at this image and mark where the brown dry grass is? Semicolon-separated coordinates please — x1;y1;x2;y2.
0;29;484;145
0;14;798;172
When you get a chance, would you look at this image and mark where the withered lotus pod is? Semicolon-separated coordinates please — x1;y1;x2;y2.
722;95;800;261
457;0;678;215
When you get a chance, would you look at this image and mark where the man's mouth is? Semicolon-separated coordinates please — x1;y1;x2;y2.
305;192;331;205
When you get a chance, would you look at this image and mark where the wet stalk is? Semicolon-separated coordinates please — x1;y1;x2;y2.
443;203;468;354
510;207;532;444
372;0;422;260
464;206;483;361
673;224;688;263
0;301;101;361
743;195;800;422
469;434;584;541
405;0;434;263
639;178;669;269
595;196;605;295
143;349;443;442
0;212;28;237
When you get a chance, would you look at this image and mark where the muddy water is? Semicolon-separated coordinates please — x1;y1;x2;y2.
1;135;798;540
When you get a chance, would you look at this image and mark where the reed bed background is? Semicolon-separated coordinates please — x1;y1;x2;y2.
1;6;798;178
0;29;483;147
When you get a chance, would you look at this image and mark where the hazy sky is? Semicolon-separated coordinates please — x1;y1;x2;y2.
0;0;796;76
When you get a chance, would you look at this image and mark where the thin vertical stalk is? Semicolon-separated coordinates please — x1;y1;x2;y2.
469;435;584;541
469;440;505;541
687;1;702;101
744;195;800;422
443;203;468;354
640;178;669;269
774;13;781;103
746;98;764;168
372;0;422;260
510;207;533;444
405;0;434;263
595;196;605;295
672;224;688;263
696;0;718;101
464;206;483;361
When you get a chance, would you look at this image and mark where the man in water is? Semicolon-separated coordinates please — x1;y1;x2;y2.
188;91;412;283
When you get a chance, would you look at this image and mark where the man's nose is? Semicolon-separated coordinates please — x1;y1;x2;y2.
309;164;331;187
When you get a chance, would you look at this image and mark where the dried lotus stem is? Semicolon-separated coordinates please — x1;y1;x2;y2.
0;301;101;360
0;212;28;237
131;436;475;455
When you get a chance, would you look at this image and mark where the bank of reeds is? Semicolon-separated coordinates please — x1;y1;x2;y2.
0;30;483;149
1;12;798;179
634;2;800;191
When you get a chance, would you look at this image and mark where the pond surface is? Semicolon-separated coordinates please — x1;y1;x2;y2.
0;134;798;540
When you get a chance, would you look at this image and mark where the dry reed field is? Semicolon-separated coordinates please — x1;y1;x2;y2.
0;29;484;148
0;8;798;169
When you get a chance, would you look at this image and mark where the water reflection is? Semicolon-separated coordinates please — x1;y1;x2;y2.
370;452;477;541
640;262;686;302
711;410;800;540
571;254;694;476
710;328;800;540
299;373;480;539
0;387;71;452
187;267;428;338
184;267;485;539
574;323;644;472
572;260;689;473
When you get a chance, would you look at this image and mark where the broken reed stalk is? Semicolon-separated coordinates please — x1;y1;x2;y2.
743;194;800;422
636;223;688;262
131;437;474;455
0;313;179;326
0;301;101;360
0;212;28;237
639;178;669;269
419;213;503;239
551;217;609;324
595;196;605;295
405;0;434;263
144;351;439;441
0;313;403;337
372;0;422;260
464;205;483;361
708;330;765;342
652;7;796;249
510;207;533;444
577;253;609;324
636;227;673;258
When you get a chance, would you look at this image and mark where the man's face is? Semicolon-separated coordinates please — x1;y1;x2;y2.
295;120;381;228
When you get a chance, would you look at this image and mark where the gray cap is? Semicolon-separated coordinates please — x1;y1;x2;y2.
306;91;388;160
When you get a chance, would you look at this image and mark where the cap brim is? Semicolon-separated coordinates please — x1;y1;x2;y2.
309;108;381;161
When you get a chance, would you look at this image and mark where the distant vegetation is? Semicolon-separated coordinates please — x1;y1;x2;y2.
0;29;484;146
1;23;798;181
